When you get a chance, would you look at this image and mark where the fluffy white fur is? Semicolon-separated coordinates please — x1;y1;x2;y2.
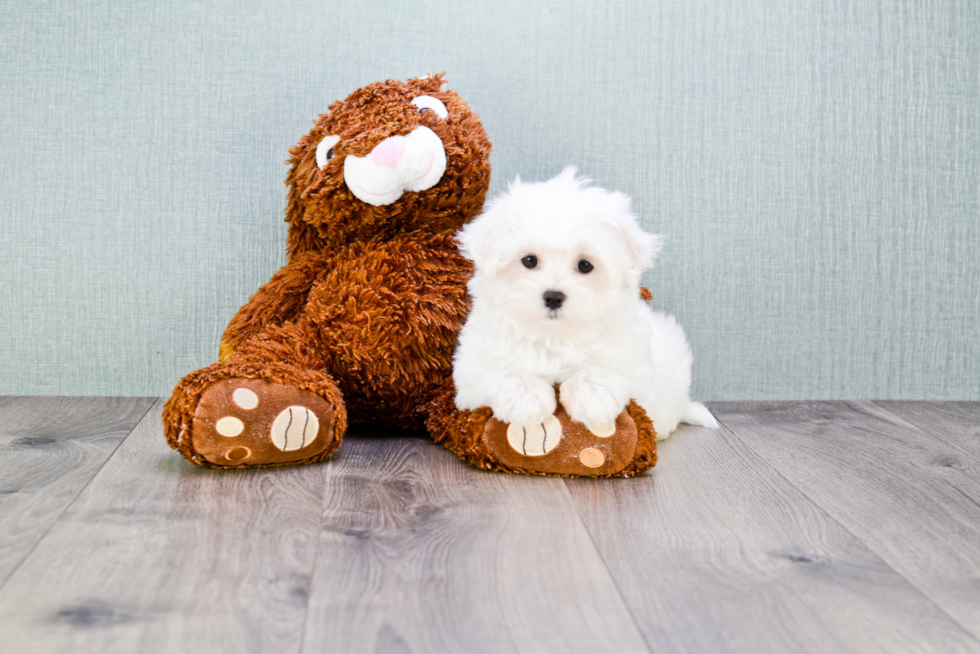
453;167;717;440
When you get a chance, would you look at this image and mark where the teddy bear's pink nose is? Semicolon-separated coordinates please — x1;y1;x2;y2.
368;136;406;169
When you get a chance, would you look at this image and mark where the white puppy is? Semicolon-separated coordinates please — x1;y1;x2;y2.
453;167;717;440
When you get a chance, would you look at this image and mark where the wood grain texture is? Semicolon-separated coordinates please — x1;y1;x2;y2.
714;401;980;642
5;400;980;653
301;430;651;654
874;403;980;462
565;422;980;654
0;396;154;588
0;400;328;654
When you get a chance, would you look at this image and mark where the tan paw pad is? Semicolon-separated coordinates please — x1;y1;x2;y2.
215;416;244;437
506;415;562;456
588;423;616;438
578;447;606;468
225;446;252;462
270;406;319;452
232;387;259;409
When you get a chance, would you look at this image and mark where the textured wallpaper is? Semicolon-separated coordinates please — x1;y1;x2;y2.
0;0;977;399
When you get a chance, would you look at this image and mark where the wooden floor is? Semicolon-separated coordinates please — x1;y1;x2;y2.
0;399;978;653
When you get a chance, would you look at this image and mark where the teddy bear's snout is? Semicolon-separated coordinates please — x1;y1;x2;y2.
343;126;447;207
368;136;406;169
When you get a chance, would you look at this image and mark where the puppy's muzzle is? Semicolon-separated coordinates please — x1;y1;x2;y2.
543;290;566;310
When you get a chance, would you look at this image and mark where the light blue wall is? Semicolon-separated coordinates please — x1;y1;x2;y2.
1;0;977;399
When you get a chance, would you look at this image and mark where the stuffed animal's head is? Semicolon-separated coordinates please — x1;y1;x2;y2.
285;74;492;256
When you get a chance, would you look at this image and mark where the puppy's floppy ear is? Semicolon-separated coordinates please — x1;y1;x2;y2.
603;190;664;274
457;176;525;276
456;203;510;278
617;217;664;273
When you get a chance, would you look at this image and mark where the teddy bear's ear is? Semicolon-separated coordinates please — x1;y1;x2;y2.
417;72;450;92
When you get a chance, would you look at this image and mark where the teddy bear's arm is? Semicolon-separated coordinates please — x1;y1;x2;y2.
218;250;332;361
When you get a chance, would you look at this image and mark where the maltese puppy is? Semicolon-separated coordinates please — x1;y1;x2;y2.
453;167;717;440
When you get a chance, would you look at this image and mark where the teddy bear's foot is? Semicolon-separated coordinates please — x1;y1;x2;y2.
188;378;340;467
484;403;646;476
425;382;658;478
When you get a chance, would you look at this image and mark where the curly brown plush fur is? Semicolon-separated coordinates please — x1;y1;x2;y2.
163;74;657;476
284;75;490;256
163;74;490;467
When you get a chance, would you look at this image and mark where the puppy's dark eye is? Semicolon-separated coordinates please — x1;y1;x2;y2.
522;255;538;269
325;148;335;160
577;260;594;274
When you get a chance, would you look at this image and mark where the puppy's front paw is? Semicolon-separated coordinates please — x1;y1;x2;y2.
490;376;557;427
559;374;629;435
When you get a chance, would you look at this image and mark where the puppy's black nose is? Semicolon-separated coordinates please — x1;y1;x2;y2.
543;290;566;310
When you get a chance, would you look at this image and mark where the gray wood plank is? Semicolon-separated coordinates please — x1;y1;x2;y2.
301;431;652;654
714;401;980;643
874;402;980;462
0;396;154;588
0;400;328;654
565;422;980;654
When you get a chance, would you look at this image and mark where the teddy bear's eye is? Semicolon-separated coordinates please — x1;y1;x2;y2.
315;134;341;169
411;95;449;119
522;255;538;269
577;260;594;274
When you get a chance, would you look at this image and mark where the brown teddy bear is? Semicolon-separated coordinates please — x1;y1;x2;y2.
163;74;657;477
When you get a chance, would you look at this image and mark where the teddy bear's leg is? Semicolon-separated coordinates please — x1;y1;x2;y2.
163;320;347;468
425;381;658;478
